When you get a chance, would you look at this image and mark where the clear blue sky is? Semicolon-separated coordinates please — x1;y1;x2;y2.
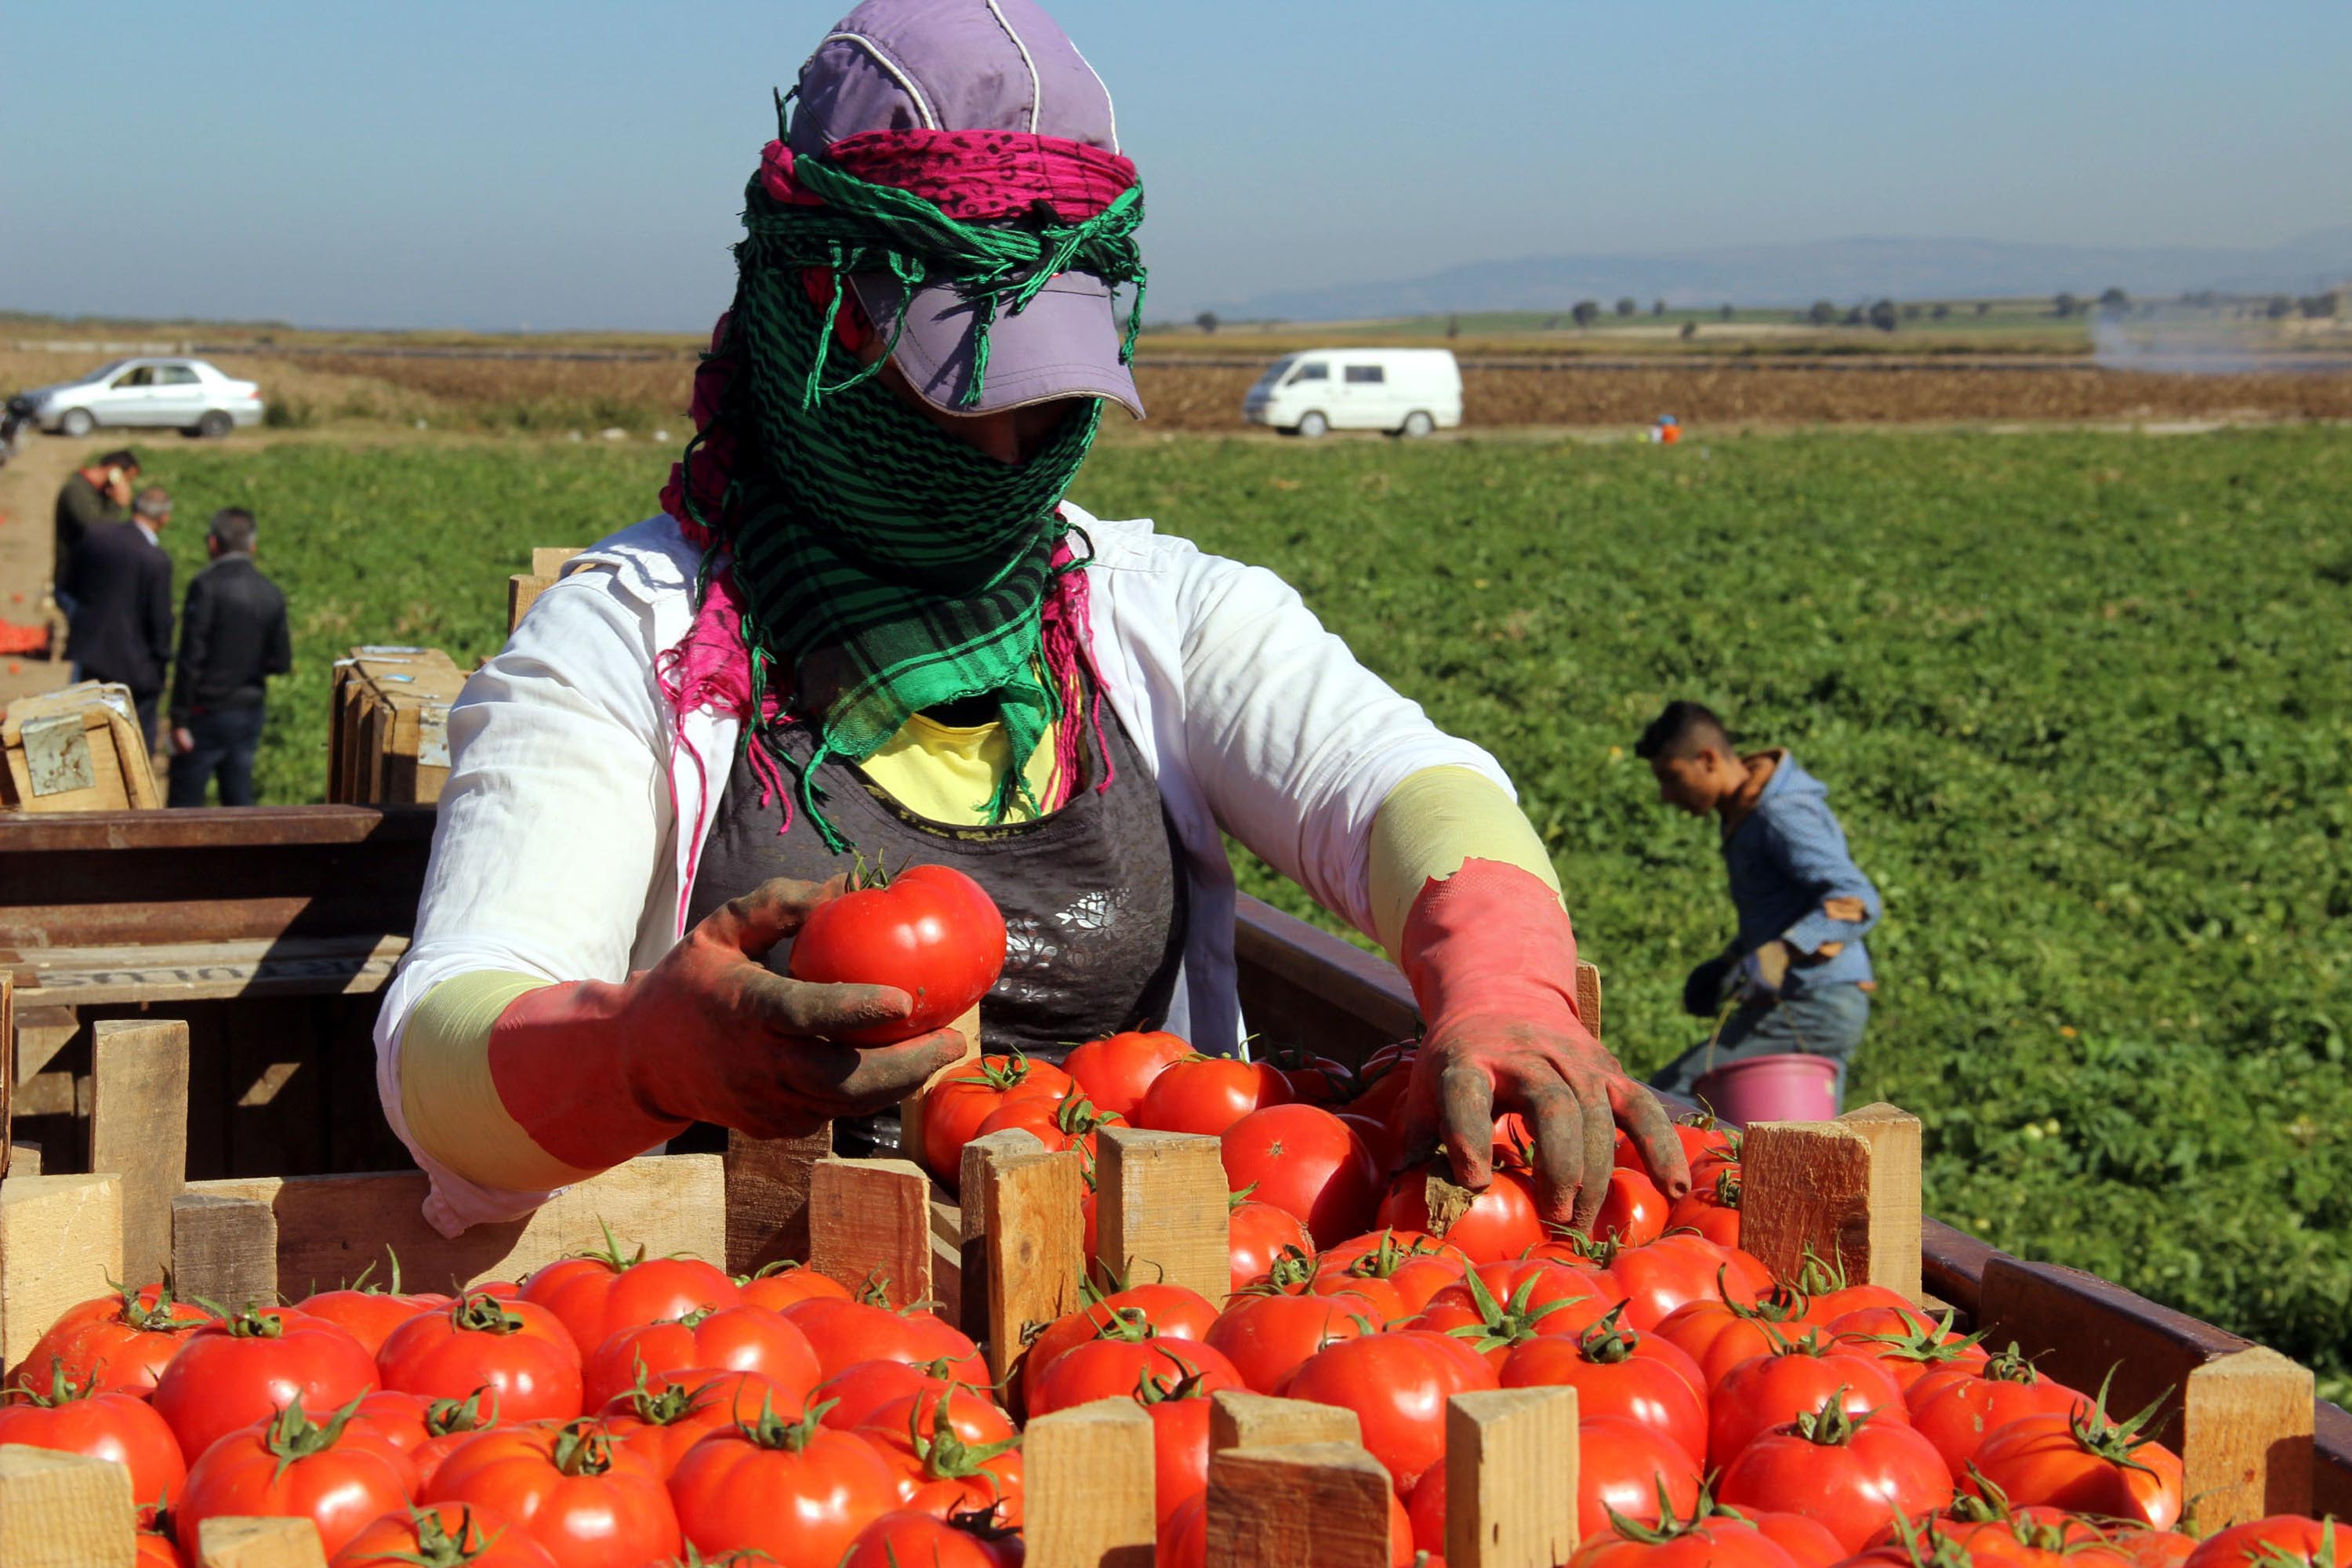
2;1;2344;331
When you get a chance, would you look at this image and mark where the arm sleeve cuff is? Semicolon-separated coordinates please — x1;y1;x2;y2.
400;971;605;1195
1369;765;1563;957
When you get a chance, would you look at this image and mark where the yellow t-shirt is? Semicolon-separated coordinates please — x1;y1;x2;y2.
862;712;1062;824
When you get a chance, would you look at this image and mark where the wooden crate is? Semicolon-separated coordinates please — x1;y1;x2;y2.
326;648;465;806
0;684;157;814
506;546;584;633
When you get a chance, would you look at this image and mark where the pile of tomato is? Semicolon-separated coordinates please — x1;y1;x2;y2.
3;1033;2343;1568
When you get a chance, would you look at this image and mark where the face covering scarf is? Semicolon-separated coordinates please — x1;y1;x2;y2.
655;113;1147;856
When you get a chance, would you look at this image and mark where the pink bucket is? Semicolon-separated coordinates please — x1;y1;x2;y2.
1690;1052;1841;1125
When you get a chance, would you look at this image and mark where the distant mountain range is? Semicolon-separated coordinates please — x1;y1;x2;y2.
1208;228;2352;322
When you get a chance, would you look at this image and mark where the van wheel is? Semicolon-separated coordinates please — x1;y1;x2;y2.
198;410;234;439
59;408;95;437
1400;411;1435;437
1294;411;1329;438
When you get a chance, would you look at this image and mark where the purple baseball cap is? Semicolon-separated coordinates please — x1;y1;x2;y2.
791;0;1145;419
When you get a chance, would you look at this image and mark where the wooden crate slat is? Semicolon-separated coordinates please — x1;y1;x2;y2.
807;1156;934;1308
721;1126;833;1277
1446;1387;1579;1568
1206;1441;1394;1568
171;1191;280;1312
1097;1126;1229;1302
975;1137;1083;1398
1210;1390;1359;1451
88;1019;190;1287
0;1174;122;1370
195;1515;328;1568
1740;1105;1922;1302
0;1445;136;1568
1022;1396;1156;1568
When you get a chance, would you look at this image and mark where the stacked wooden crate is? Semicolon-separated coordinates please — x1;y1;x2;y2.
326;647;466;806
0;682;158;812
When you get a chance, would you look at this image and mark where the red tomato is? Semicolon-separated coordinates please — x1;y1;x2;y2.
1145;1382;1214;1528
1063;1029;1194;1120
594;1367;786;1479
1786;1254;1912;1328
1707;1337;1906;1468
342;1389;436;1459
377;1294;583;1424
579;1304;818;1410
299;1267;454;1359
1595;1168;1670;1246
814;1359;959;1431
667;1399;898;1566
1257;1042;1358;1105
1653;1287;1810;1387
1020;1286;1219;1414
1570;1512;1804;1568
1608;1233;1764;1330
920;1051;1073;1181
152;1306;381;1465
1410;1258;1619;1363
1717;1403;1954;1552
1313;1229;1472;1319
1577;1413;1704;1537
1966;1397;2183;1528
1159;1489;1208;1568
1134;1054;1293;1137
423;1418;681;1568
1030;1336;1240;1417
11;1284;212;1400
1376;1161;1544;1264
786;862;1007;1044
733;1259;850;1312
408;1387;508;1491
178;1399;415;1560
1497;1305;1708;1461
840;1510;1027;1568
1282;1330;1497;1494
856;1385;1023;1526
1229;1196;1311;1291
2187;1518;2352;1568
1205;1288;1373;1394
1221;1103;1382;1244
975;1088;1127;1163
1824;1304;1988;1391
0;1361;187;1508
1665;1163;1743;1247
1337;1111;1408;1177
330;1502;559;1568
519;1234;739;1359
782;1295;988;1385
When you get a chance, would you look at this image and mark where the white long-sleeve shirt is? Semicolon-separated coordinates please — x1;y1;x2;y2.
375;503;1509;1233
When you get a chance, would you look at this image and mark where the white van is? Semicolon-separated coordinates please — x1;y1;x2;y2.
1241;348;1464;437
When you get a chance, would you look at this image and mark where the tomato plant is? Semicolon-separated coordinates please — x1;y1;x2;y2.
786;862;1007;1044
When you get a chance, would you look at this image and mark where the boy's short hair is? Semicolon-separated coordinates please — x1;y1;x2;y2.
1635;700;1735;761
97;448;139;471
208;507;258;554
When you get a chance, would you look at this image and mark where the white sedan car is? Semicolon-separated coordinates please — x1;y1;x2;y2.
23;357;265;438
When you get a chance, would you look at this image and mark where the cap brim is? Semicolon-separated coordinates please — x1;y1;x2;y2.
851;271;1145;421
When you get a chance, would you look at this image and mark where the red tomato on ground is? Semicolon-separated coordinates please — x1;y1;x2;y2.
1717;1403;1954;1552
1282;1330;1497;1494
1221;1102;1383;1244
11;1284;212;1400
1376;1161;1544;1264
423;1418;681;1568
786;862;1007;1044
152;1306;381;1465
377;1294;584;1423
579;1304;818;1410
178;1399;414;1561
0;1362;187;1508
1063;1029;1194;1120
330;1502;559;1568
518;1233;739;1361
1135;1054;1293;1137
667;1399;898;1566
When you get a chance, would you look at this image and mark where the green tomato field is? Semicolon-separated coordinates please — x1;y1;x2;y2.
145;425;2352;1398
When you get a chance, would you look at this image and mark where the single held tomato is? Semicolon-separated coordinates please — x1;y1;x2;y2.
1134;1054;1293;1137
1063;1029;1195;1120
1706;1333;1907;1469
0;1360;188;1508
667;1396;899;1566
10;1283;212;1399
376;1292;584;1423
1376;1160;1544;1264
1497;1302;1708;1461
152;1305;381;1465
1716;1399;1955;1552
840;1509;1027;1568
1965;1377;2184;1529
579;1303;818;1410
920;1050;1073;1182
330;1502;560;1568
424;1417;681;1568
1576;1412;1704;1537
1221;1102;1384;1244
1282;1330;1497;1494
178;1398;414;1561
785;861;1007;1044
733;1258;850;1312
518;1224;740;1358
1228;1192;1311;1290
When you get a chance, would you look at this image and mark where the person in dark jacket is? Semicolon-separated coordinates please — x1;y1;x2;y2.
64;486;176;750
1636;700;1882;1105
52;449;139;617
168;507;291;808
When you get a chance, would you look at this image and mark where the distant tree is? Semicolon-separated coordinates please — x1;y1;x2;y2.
2306;291;2347;319
1902;303;1923;321
1445;314;1461;339
1680;320;1699;340
1573;300;1601;328
1652;299;1668;317
1808;299;1839;325
1719;303;1735;321
1844;306;1866;327
1931;303;1951;321
1975;301;1991;317
2098;286;2130;313
1195;310;1219;336
2266;295;2294;319
2053;292;2080;318
1615;297;1638;318
1868;299;1900;332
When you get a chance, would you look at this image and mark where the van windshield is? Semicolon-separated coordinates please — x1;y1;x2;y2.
1286;361;1330;385
1250;357;1295;390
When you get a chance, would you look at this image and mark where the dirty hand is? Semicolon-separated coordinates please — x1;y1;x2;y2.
171;726;196;756
1397;859;1690;1231
1737;938;1792;1004
491;877;969;1156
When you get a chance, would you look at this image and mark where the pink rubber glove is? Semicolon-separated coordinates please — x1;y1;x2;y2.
488;877;971;1168
1399;858;1690;1229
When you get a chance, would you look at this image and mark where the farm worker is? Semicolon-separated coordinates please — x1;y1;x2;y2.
53;448;139;619
167;507;292;808
377;0;1688;1240
63;485;176;750
1635;701;1882;1105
